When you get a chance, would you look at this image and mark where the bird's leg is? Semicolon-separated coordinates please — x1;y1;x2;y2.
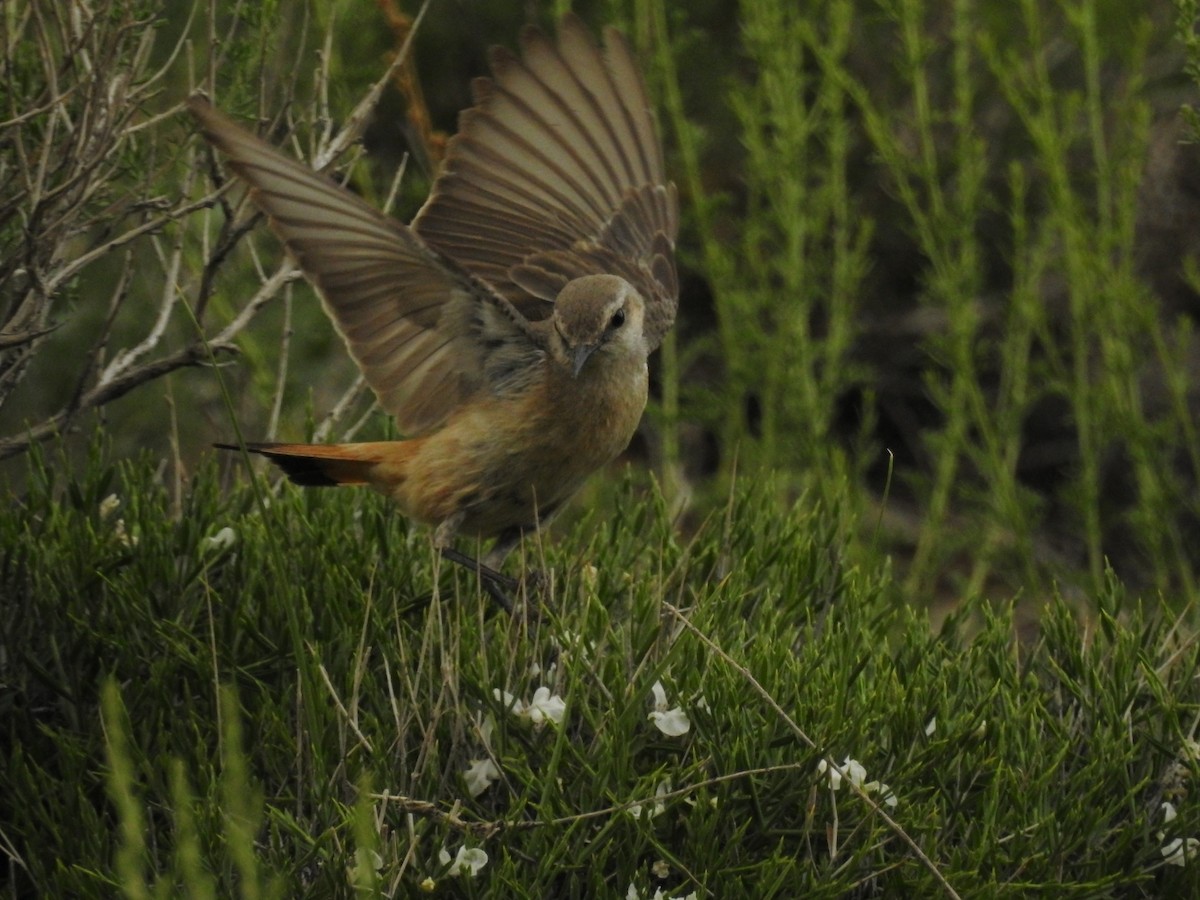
485;527;547;596
434;516;520;613
439;545;519;612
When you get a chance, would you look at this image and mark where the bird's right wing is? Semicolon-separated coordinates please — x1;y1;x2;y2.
190;97;541;436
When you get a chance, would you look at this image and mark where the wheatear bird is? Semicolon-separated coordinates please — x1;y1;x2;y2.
192;14;678;607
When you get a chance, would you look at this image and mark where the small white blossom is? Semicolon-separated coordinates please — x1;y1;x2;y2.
464;758;501;797
202;526;237;553
648;680;691;737
650;859;670;879
494;686;565;726
99;494;121;520
527;686;566;725
1162;836;1199;867
99;494;137;547
817;757;867;791
438;845;488;877
650;680;669;709
112;517;137;548
1157;801;1198;867
650;707;691;737
925;717;937;736
494;689;524;714
630;777;672;820
865;780;898;809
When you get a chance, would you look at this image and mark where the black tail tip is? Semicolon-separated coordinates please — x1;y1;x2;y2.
214;442;338;487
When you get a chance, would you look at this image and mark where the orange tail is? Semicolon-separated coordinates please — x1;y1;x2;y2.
215;441;410;488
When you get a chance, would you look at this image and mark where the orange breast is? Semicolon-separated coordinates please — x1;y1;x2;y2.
387;349;648;538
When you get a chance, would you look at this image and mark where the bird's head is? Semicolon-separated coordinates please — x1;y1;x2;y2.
551;275;647;377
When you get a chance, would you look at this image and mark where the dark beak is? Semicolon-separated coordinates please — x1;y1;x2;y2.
572;344;596;378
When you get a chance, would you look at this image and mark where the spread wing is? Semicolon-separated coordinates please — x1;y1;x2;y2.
412;13;679;349
189;97;541;436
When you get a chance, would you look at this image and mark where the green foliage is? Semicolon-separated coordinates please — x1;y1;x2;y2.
4;444;1200;897
8;1;1200;896
646;0;1200;606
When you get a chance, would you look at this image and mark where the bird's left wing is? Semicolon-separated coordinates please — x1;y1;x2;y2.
189;97;541;436
412;14;679;350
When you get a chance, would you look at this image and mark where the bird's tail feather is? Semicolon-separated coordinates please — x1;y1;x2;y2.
215;441;399;487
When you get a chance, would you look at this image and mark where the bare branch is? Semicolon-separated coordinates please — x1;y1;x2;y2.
1;0;426;459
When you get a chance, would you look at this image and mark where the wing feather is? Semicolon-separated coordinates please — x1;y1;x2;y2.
189;97;540;435
413;13;678;347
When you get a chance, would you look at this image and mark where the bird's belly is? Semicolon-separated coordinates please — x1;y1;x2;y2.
401;358;648;537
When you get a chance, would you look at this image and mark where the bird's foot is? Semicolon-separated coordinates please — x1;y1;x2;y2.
439;547;545;616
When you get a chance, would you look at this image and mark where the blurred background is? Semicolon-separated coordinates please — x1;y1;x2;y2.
5;0;1200;610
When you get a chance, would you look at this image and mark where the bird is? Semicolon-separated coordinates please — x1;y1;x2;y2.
190;14;678;609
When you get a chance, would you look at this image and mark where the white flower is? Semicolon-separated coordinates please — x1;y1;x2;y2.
527;686;566;725
650;707;691;737
99;494;138;547
1162;836;1199;867
495;686;565;725
202;526;236;553
112;517;137;548
1157;801;1197;866
650;680;669;709
648;680;690;737
817;757;867;791
650;859;670;878
865;780;898;809
464;758;501;797
925;717;937;736
494;689;524;715
630;777;672;820
99;494;121;520
438;845;488;877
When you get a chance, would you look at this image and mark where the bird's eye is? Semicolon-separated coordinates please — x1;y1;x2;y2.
609;309;626;330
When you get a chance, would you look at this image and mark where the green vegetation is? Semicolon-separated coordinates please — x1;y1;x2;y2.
5;0;1200;896
4;445;1199;896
